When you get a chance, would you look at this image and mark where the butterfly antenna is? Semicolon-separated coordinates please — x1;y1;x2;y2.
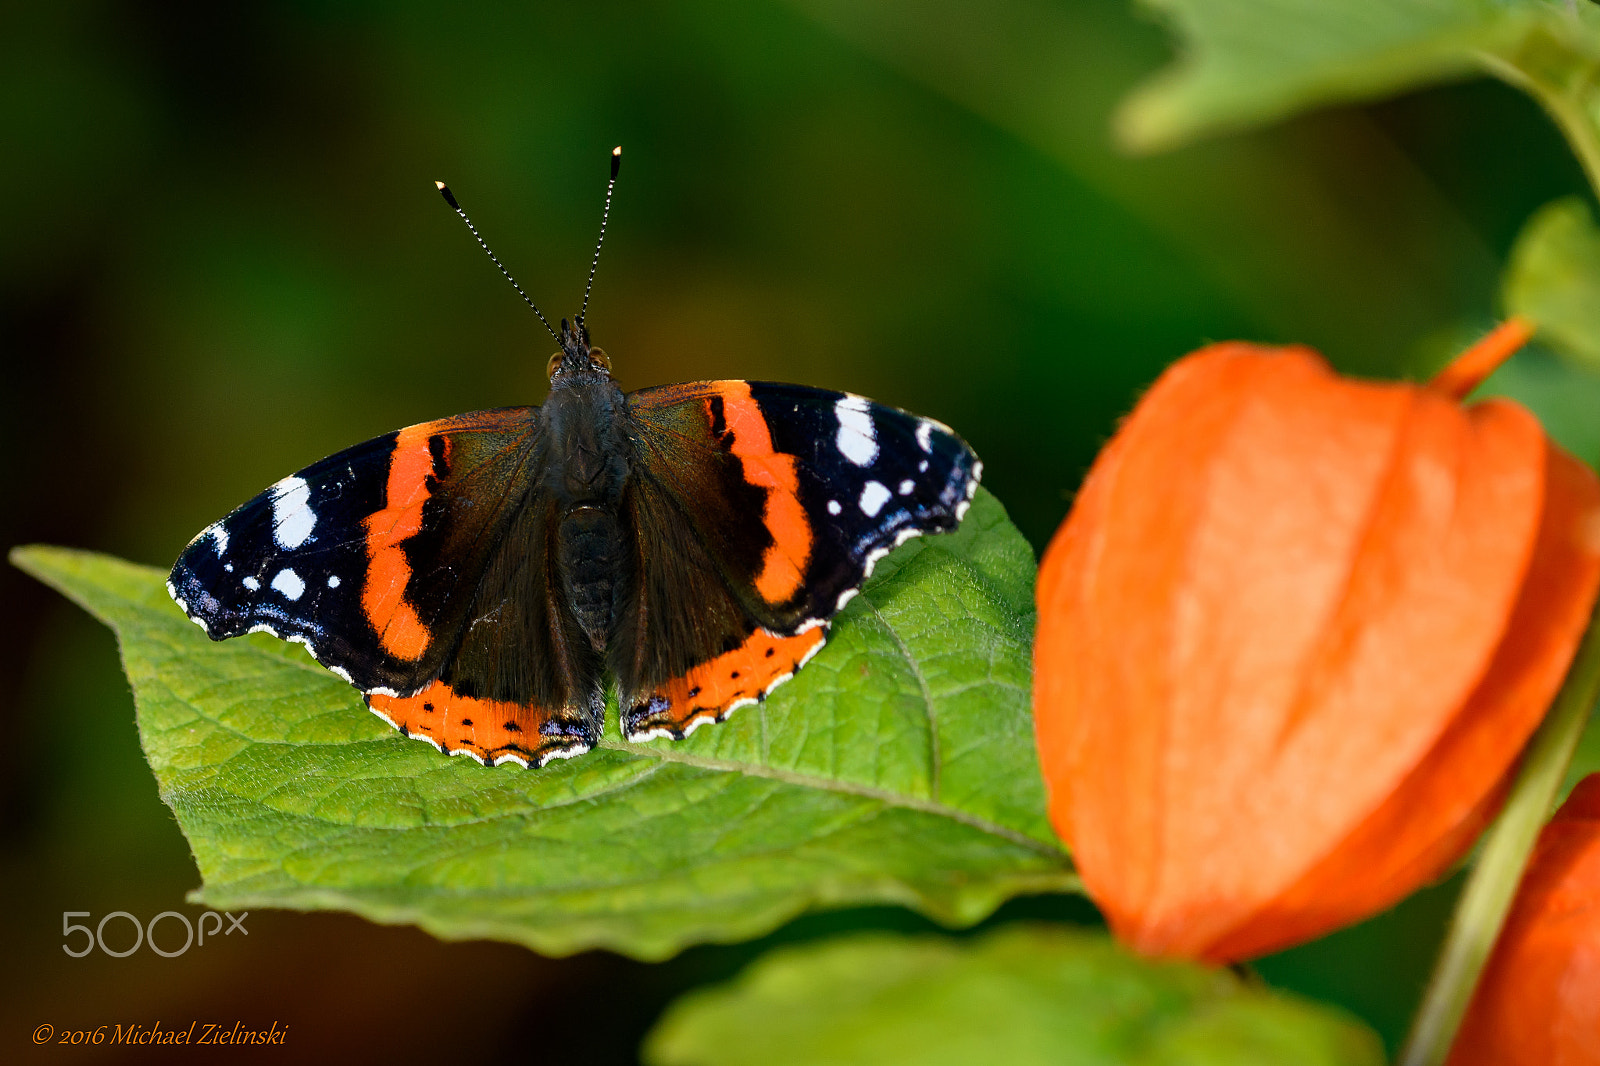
435;180;560;343
576;146;622;329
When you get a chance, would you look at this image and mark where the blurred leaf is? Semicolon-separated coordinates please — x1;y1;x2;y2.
9;489;1075;960
1504;197;1600;371
1116;0;1600;166
1480;343;1600;469
644;925;1387;1066
792;0;1504;373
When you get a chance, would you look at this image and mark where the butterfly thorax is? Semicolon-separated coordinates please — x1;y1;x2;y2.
540;367;636;652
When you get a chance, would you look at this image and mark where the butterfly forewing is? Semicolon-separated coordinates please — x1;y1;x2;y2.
626;380;980;629
169;408;541;696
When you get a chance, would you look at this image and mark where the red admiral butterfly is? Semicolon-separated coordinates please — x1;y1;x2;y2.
168;149;982;767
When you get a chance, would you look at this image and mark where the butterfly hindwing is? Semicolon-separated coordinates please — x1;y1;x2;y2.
371;489;606;766
608;464;807;739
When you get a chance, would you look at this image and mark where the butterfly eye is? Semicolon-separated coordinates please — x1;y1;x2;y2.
547;352;563;378
589;347;612;373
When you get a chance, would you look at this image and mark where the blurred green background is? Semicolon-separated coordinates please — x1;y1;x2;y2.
4;0;1594;1061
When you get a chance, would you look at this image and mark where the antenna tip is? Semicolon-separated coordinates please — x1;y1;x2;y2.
434;180;446;190
435;181;460;210
610;146;622;178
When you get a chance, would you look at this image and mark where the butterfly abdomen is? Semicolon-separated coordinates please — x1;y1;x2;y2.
558;504;631;651
532;371;641;657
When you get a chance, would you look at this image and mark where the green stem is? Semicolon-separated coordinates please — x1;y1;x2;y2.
1397;607;1600;1066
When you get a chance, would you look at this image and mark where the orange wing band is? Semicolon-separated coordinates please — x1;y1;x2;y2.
626;626;827;740
710;382;812;605
367;680;590;767
361;424;443;660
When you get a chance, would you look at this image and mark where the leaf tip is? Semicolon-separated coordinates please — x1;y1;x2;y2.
9;543;79;585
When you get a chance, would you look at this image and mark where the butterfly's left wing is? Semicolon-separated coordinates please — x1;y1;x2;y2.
614;380;981;740
168;407;611;767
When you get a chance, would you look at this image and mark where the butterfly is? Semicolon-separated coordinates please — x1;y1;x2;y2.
167;150;982;767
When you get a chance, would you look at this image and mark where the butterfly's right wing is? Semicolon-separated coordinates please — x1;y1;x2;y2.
613;379;980;741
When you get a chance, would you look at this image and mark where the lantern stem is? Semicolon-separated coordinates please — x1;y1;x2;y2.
1428;316;1535;401
1398;601;1600;1066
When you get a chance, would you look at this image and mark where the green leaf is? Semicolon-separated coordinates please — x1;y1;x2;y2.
1115;0;1600;182
1503;197;1600;372
10;489;1074;960
643;925;1387;1066
1482;344;1600;470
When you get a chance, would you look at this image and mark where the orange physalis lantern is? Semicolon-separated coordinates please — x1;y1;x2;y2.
1448;774;1600;1066
1034;320;1600;962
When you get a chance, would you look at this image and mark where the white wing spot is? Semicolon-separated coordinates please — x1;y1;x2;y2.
270;476;316;549
224;563;234;572
918;459;929;472
915;420;935;453
834;395;878;467
827;499;842;516
327;574;341;588
272;568;306;601
859;480;891;517
898;479;915;495
207;523;229;555
242;576;261;591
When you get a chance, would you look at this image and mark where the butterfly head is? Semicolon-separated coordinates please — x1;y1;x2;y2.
548;318;613;382
438;149;625;389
